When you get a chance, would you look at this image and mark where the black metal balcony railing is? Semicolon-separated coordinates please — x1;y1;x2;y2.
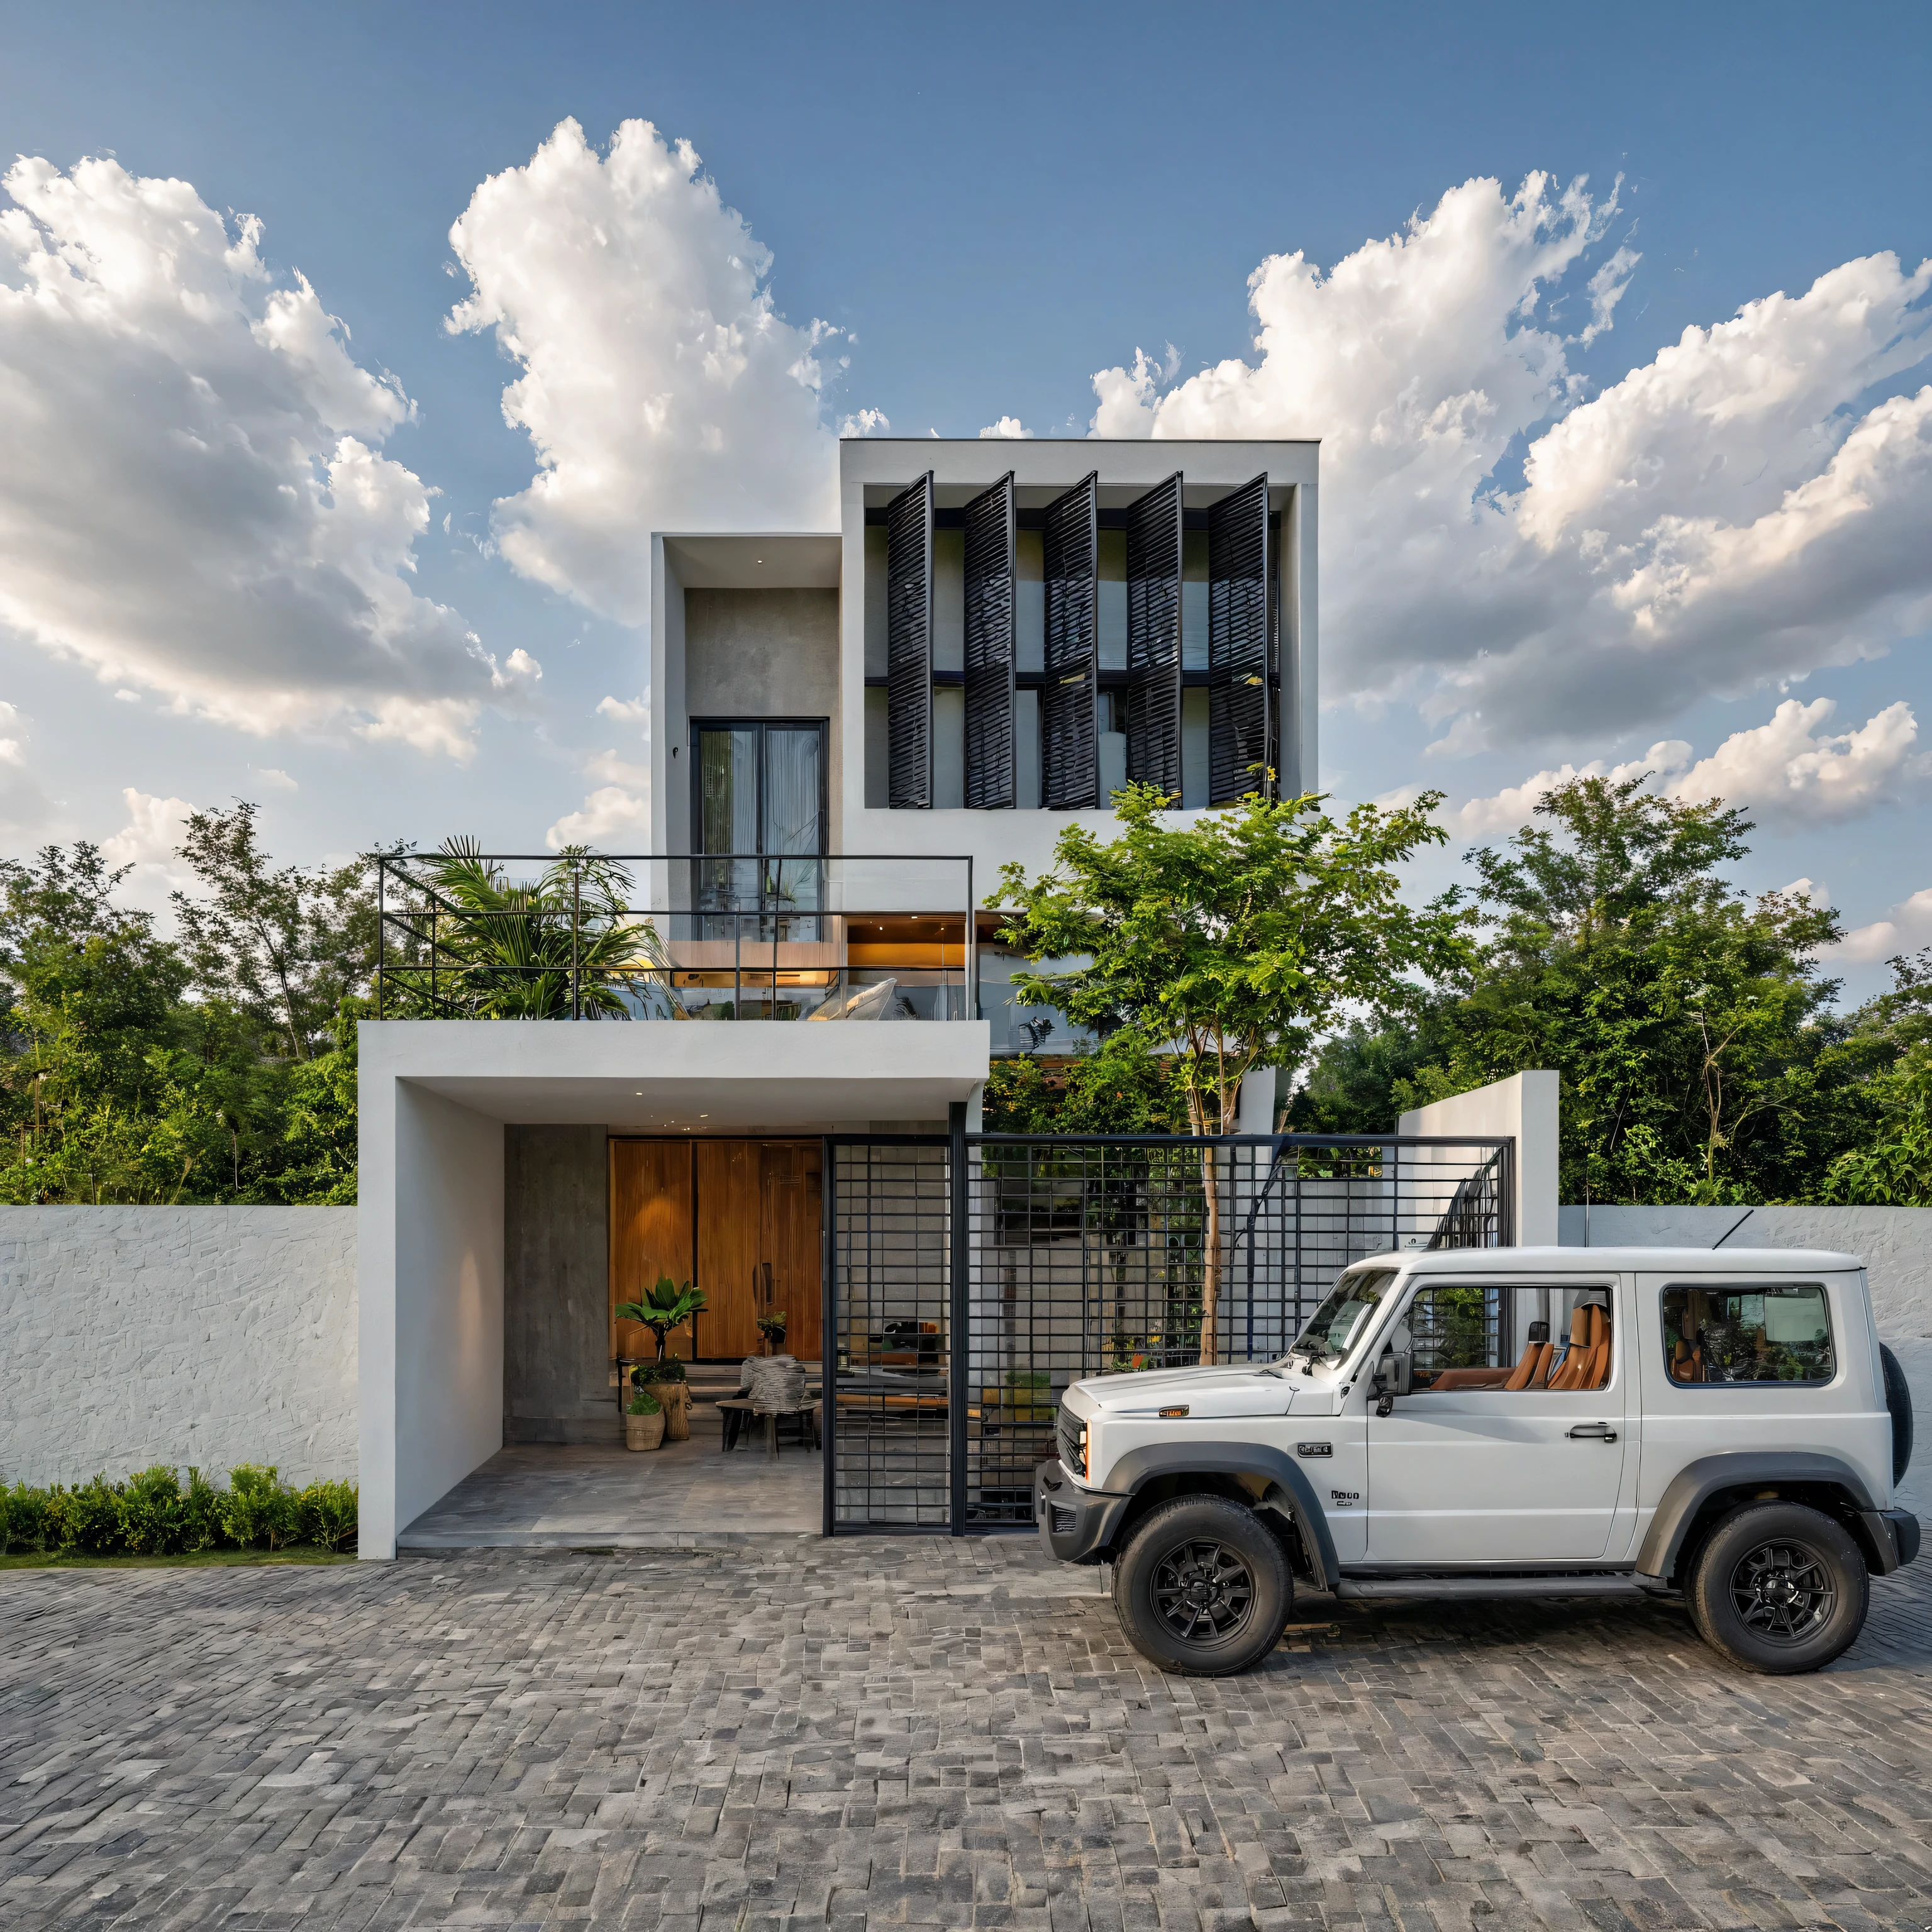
373;851;976;1022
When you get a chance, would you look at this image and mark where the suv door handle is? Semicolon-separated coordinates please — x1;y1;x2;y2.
1567;1423;1618;1441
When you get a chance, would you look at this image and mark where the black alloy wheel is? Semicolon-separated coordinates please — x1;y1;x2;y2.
1151;1538;1257;1645
1112;1494;1291;1677
1689;1501;1868;1675
1728;1536;1836;1645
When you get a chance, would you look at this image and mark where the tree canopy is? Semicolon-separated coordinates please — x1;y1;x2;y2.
1291;773;1921;1206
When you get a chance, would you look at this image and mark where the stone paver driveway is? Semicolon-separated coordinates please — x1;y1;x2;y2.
3;1536;1931;1930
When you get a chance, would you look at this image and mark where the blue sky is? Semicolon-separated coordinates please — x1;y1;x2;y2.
1;1;1929;998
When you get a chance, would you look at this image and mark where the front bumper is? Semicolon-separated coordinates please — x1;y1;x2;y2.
1035;1458;1133;1563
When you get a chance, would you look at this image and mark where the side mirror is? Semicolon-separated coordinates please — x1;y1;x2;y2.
1372;1341;1412;1416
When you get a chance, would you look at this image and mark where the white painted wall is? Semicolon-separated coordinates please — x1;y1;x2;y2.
1558;1201;1932;1513
360;1070;504;1559
1399;1071;1560;1246
0;1207;355;1487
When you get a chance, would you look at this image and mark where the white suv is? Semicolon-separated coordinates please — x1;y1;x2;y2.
1036;1246;1919;1677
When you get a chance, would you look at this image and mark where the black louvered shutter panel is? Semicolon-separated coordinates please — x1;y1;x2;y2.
963;472;1016;809
1208;473;1272;804
886;473;934;809
1125;471;1183;799
1041;471;1099;809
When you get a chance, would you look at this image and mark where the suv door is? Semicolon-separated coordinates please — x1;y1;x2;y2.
1366;1274;1632;1562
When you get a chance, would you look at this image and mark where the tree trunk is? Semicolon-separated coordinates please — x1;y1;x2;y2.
1198;1139;1222;1365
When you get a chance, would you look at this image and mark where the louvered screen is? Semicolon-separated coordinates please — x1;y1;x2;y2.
1208;472;1272;804
963;472;1016;809
1041;471;1099;810
1125;471;1183;799
887;473;934;809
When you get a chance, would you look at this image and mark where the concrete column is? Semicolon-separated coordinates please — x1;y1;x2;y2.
1236;1067;1277;1136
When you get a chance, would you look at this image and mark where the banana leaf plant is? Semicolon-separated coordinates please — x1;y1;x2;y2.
616;1274;708;1363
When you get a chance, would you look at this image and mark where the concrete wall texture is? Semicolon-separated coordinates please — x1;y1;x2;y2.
1399;1071;1560;1246
0;1206;356;1487
1558;1202;1932;1514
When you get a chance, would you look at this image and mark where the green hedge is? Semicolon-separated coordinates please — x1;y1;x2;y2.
1;1463;357;1556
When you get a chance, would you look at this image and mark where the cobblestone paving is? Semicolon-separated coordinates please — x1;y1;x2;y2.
3;1536;1931;1930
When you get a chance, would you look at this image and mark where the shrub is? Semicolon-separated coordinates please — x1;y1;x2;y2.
65;1475;125;1554
3;1481;53;1554
182;1468;227;1552
118;1466;187;1555
626;1388;662;1416
221;1463;291;1548
295;1480;358;1552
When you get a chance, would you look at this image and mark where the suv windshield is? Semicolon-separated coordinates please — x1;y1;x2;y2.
1289;1266;1401;1365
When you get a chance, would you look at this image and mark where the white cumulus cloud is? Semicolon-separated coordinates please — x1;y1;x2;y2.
979;416;1031;439
1454;740;1690;834
0;702;60;847
101;787;194;869
1838;889;1932;963
1079;173;1932;754
1667;699;1921;826
448;119;853;626
0;155;518;758
546;785;648;851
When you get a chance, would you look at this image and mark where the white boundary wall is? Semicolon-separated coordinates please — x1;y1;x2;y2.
1399;1071;1560;1246
1560;1202;1932;1514
0;1206;356;1487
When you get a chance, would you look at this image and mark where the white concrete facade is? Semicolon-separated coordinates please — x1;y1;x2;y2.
355;1019;990;1556
0;1206;356;1487
646;439;1321;886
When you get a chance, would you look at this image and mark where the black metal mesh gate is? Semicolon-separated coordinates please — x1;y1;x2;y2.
823;1130;1513;1535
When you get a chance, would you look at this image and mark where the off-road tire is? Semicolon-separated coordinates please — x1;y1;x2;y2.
1689;1501;1868;1675
1111;1494;1291;1677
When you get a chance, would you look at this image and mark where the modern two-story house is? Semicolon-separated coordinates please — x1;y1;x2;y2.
357;437;1322;1555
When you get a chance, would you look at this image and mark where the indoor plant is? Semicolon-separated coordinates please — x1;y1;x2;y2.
633;1358;692;1442
755;1310;788;1354
616;1275;708;1374
625;1387;664;1452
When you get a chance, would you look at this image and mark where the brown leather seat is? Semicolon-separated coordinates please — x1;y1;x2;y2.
1549;1304;1610;1392
1504;1338;1553;1391
1668;1336;1702;1382
1430;1319;1552;1392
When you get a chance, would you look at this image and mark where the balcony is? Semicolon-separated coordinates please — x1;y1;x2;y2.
374;851;977;1022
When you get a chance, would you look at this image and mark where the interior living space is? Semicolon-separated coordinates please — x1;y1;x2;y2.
357;438;1323;1557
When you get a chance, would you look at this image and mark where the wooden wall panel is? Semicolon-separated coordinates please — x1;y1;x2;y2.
608;1140;694;1358
696;1140;763;1360
760;1142;823;1362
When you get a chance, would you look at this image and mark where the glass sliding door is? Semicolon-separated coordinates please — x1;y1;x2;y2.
691;719;827;938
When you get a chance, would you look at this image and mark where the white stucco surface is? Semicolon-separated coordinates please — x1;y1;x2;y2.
1399;1071;1560;1246
0;1206;356;1487
1557;1202;1932;1514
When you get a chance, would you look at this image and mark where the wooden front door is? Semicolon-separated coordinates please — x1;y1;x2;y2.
608;1138;821;1362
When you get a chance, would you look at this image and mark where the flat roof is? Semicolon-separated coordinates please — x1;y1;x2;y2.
655;533;840;589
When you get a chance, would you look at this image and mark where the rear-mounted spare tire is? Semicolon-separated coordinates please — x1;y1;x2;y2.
1881;1343;1914;1486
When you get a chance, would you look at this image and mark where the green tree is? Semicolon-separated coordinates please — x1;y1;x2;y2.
172;802;378;1061
983;1027;1189;1135
997;781;1469;1359
1394;775;1879;1204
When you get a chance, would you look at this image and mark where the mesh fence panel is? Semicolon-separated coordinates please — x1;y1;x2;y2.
826;1133;1511;1532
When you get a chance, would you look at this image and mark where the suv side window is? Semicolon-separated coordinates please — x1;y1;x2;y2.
1660;1283;1835;1385
1402;1282;1613;1393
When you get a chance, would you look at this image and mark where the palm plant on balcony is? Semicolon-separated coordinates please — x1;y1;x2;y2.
386;839;672;1019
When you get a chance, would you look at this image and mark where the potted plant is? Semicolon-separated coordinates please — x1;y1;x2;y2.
633;1358;692;1443
625;1386;663;1452
755;1310;788;1355
617;1275;708;1370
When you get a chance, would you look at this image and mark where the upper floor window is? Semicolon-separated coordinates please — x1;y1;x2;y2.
692;719;826;925
1661;1284;1835;1385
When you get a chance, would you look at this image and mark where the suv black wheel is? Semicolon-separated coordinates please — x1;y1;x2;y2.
1111;1495;1290;1677
1688;1502;1868;1675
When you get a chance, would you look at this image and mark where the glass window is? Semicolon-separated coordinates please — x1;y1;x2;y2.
1289;1265;1399;1366
1406;1282;1501;1378
692;720;825;925
1660;1284;1835;1385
